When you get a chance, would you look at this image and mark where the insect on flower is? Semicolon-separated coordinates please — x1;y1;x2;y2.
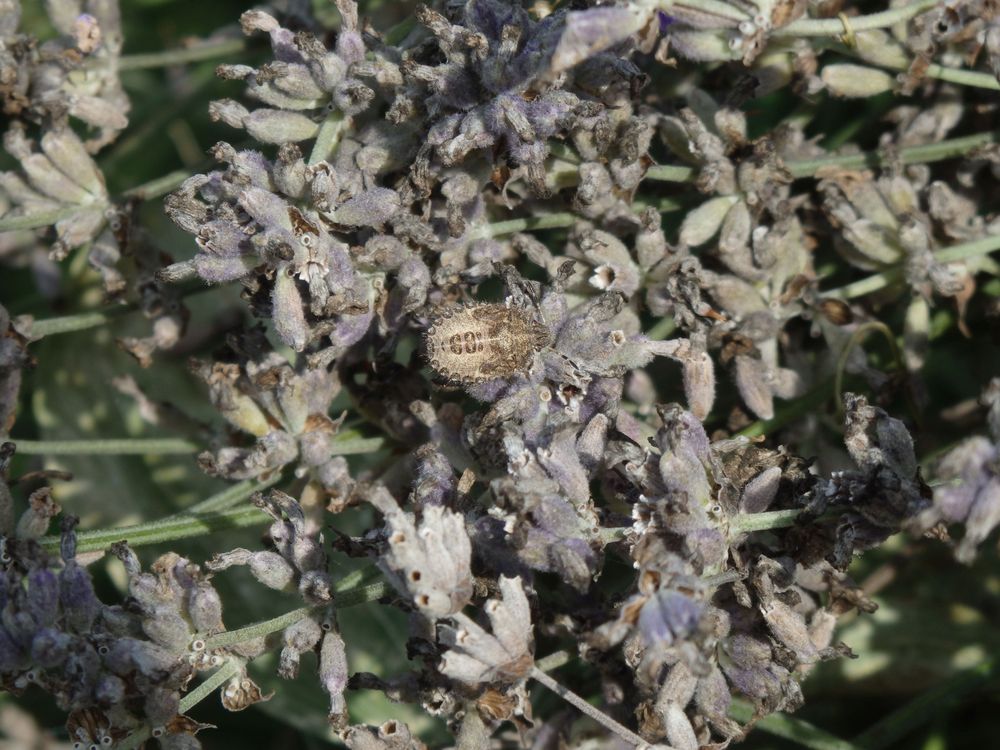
423;303;550;385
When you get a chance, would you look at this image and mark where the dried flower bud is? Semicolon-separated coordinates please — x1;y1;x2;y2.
439;576;533;687
279;616;323;680
342;721;424;750
638;589;704;647
679;196;739;247
821;64;894;98
549;7;650;76
319;616;349;728
740;466;782;514
371;488;473;619
221;666;273;711
733;355;774;420
15;488;59;539
331;187;401;226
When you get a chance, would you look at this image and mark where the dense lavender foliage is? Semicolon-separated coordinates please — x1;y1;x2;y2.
1;0;999;748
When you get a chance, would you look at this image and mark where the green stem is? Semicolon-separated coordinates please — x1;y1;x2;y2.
179;658;244;713
24;281;209;338
118;658;243;750
39;505;269;555
477;198;684;241
308;110;349;166
530;667;648;748
900;62;999;91
730;698;863;750
0;206;103;233
180;476;281;516
842;44;1000;91
535;650;573;673
27;308;130;337
645;130;1000;184
825;234;1000;299
730;505;847;534
646;316;677;341
634;194;685;213
934;234;1000;264
11;437;198;455
12;430;379;461
122;570;387;748
203;569;387;651
204;605;313;651
121;169;192;201
325;432;389;456
642;164;695;183
115;39;248;71
785;131;1000;178
833;321;907;422
482;212;577;238
774;0;938;37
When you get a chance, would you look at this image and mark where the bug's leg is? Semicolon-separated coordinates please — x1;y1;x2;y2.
429;372;464;391
551;259;577;292
586;290;627;323
493;262;542;309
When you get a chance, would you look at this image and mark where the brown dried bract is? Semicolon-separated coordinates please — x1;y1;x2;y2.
423;303;549;384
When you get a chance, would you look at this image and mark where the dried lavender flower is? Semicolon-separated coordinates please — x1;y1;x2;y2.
438;576;533;688
369;487;473;619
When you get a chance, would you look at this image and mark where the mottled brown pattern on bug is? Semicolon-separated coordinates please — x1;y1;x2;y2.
424;303;550;384
287;206;320;237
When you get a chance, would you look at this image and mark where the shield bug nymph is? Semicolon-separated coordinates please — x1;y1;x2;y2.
423;303;551;385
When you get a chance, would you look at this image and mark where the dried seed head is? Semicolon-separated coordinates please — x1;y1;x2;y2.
423;303;550;385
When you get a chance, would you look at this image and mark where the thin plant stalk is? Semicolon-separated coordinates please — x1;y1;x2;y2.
203;567;386;650
13;430;383;459
480;212;577;238
119;569;387;749
833;321;909;422
308;110;349;165
114;39;248;71
730;506;847;534
785;131;1000;177
0;206;99;233
39;506;270;555
601;506;848;542
12;437;199;455
175;476;282;516
530;666;651;749
841;45;1000;91
824;234;1000;299
774;0;939;37
121;169;193;201
645;130;1000;183
117;658;244;750
24;281;210;338
202;580;391;649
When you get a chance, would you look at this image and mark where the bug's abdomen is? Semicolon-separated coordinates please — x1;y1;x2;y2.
424;304;541;384
442;330;487;356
